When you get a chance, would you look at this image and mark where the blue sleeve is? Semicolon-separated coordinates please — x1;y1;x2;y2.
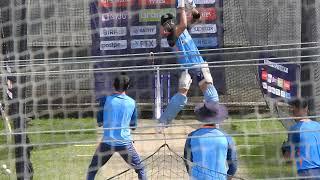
97;97;107;126
184;134;193;174
204;84;219;103
130;104;138;130
288;125;300;155
286;130;293;153
289;126;300;144
226;136;238;176
281;125;298;156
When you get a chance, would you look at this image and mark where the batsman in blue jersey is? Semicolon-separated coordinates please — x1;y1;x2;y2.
183;83;238;180
86;73;146;180
282;99;320;179
157;0;215;131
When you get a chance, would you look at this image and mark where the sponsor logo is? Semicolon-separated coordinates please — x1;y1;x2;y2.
187;8;216;21
190;24;217;34
101;12;129;22
262;82;267;89
131;39;157;49
280;90;286;98
100;27;127;37
138;0;175;6
267;74;272;83
264;59;289;73
283;80;291;91
275;88;281;96
161;38;169;48
194;0;215;4
272;76;277;85
261;70;267;81
100;40;127;50
99;0;132;8
286;92;291;99
193;37;218;48
277;78;283;88
130;26;157;36
139;8;176;22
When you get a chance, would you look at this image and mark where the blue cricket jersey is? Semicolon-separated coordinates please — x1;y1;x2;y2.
289;120;320;171
175;29;205;66
184;127;238;180
99;93;138;146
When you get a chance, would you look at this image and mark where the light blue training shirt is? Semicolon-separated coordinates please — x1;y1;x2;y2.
289;120;320;172
184;128;238;180
175;29;205;66
100;93;137;146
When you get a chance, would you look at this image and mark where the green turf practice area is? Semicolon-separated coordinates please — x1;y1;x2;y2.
0;116;296;179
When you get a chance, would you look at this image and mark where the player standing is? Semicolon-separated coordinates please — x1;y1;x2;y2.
184;83;238;180
157;0;215;130
86;73;146;180
282;99;320;179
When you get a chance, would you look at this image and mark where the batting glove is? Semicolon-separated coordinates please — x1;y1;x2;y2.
177;0;185;8
186;0;196;10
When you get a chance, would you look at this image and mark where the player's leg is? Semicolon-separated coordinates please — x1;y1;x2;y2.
119;143;147;180
86;142;114;180
193;63;219;102
158;70;192;125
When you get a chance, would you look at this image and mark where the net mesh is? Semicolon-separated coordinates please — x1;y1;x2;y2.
107;143;243;180
27;0;91;46
224;0;301;46
107;144;190;180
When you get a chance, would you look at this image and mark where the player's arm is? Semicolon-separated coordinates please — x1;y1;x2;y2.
282;127;296;161
181;0;201;24
130;104;138;131
175;0;188;37
97;96;107;127
226;136;238;178
281;140;291;160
